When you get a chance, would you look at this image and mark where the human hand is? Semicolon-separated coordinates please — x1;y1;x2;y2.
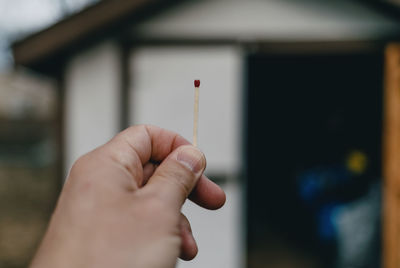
30;125;226;268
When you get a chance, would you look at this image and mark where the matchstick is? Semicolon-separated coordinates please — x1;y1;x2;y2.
193;80;200;146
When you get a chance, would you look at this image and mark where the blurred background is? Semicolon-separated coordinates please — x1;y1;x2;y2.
3;0;400;267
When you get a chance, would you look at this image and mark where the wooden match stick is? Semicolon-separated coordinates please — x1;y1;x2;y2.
193;80;200;146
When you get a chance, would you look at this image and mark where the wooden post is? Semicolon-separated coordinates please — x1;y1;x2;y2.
383;44;400;268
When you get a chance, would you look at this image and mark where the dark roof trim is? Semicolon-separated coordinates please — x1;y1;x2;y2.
11;0;172;71
357;0;400;21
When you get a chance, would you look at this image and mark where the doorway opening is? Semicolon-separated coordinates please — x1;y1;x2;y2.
246;49;383;268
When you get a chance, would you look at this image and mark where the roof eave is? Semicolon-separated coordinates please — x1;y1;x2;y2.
12;0;180;74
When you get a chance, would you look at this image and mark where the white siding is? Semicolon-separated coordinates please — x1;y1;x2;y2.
64;42;120;176
179;182;244;268
130;46;243;175
130;46;244;268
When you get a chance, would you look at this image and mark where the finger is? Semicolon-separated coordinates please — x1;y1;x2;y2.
179;213;198;261
189;175;226;210
105;125;225;208
143;162;225;210
142;162;157;185
108;125;189;165
104;125;188;187
146;145;206;209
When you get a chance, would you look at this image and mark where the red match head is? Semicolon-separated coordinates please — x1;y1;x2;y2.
194;80;200;87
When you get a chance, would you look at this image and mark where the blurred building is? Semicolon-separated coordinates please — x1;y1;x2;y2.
11;0;400;268
0;71;57;166
0;71;59;267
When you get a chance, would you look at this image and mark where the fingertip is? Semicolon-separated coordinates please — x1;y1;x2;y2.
179;214;198;261
189;176;226;210
179;235;198;261
145;145;207;209
216;186;227;209
176;145;206;175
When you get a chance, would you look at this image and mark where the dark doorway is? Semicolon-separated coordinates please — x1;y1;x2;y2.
246;50;383;268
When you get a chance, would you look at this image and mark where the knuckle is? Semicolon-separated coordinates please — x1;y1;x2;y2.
69;154;90;178
127;124;144;132
109;147;141;178
122;124;148;137
67;153;100;188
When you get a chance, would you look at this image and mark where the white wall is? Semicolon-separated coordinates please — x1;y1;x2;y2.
180;182;244;268
130;46;244;268
130;46;243;175
64;42;120;175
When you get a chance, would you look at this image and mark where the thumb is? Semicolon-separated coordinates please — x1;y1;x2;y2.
145;145;206;210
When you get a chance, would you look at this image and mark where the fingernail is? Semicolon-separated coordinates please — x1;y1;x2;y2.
177;146;205;174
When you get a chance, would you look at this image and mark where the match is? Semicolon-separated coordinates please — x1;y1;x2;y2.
193;79;200;147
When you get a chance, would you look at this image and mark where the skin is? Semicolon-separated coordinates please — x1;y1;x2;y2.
30;125;226;268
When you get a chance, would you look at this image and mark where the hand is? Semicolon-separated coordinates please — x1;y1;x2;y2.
30;125;226;268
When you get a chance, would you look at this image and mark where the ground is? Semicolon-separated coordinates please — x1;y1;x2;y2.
0;165;58;268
